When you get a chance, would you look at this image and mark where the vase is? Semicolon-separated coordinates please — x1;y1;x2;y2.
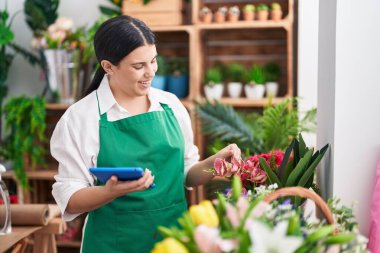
227;82;242;98
151;75;167;90
167;75;189;98
245;84;265;99
265;82;279;97
43;49;81;104
204;84;224;100
0;164;11;235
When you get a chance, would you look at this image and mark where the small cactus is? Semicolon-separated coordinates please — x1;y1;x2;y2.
243;4;255;12
271;3;282;11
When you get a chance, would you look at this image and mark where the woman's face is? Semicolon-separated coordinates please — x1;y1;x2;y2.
110;44;158;97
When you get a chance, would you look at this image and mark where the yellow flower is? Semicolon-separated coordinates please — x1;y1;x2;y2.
112;0;122;5
151;238;188;253
189;200;219;228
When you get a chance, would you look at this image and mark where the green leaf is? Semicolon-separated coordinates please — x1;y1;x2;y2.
285;149;313;187
236;231;250;253
298;133;308;158
293;139;300;164
278;138;295;181
232;175;242;202
0;25;14;45
259;157;282;187
282;161;294;185
297;144;329;187
196;100;253;143
287;212;301;236
9;43;42;67
99;5;121;16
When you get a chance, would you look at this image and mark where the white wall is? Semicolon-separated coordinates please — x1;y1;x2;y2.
297;0;319;147
318;0;380;235
6;0;105;97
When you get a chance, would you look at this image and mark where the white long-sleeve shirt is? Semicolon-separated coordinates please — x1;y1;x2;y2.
51;76;199;221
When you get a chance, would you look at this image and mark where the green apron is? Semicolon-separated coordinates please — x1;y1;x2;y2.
82;92;187;253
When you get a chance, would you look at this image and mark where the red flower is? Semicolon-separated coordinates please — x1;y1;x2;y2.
10;195;18;204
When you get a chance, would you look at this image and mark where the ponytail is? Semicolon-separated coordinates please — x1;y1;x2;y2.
85;67;106;96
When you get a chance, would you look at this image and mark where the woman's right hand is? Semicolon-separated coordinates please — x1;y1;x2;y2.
104;168;155;197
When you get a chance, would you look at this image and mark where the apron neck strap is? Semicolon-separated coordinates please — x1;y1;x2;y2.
159;103;173;113
96;90;108;121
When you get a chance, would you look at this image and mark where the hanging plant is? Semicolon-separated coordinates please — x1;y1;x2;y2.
1;96;47;189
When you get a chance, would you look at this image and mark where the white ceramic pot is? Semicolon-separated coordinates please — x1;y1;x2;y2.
227;82;242;98
265;82;279;97
245;84;265;99
204;84;224;100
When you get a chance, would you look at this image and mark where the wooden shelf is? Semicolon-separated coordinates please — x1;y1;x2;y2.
151;25;193;32
46;103;70;110
208;97;288;107
196;19;290;30
3;169;57;181
57;240;82;248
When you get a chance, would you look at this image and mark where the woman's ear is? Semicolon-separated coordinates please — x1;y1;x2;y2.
101;60;115;76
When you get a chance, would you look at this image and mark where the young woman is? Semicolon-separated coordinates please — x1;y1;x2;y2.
51;15;241;253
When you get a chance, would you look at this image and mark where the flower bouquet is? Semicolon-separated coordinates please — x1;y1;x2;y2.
212;134;329;206
152;177;368;253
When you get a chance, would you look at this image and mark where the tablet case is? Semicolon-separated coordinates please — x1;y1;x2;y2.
89;167;144;184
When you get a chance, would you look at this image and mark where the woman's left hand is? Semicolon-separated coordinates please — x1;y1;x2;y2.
213;143;241;162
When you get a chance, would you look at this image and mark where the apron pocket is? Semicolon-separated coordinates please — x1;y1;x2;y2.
115;200;187;253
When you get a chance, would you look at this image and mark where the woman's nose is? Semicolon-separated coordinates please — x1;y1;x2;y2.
144;65;155;78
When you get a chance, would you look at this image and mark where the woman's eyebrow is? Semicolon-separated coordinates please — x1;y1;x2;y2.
131;55;158;65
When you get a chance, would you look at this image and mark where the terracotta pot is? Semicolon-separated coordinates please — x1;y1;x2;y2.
257;10;269;21
228;13;239;22
243;11;255;21
271;10;283;21
200;13;213;23
214;12;226;23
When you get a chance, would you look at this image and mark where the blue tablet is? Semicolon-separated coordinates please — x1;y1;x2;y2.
89;167;144;184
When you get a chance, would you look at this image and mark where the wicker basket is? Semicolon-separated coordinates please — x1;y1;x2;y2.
263;186;334;225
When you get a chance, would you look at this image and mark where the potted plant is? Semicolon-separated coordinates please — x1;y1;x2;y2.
214;6;227;23
228;6;240;22
225;63;246;98
257;3;269;21
0;2;42;141
271;2;283;21
199;6;213;23
1;96;47;189
243;4;255;21
203;67;224;100
151;55;167;91
264;62;281;97
167;58;189;99
245;64;266;99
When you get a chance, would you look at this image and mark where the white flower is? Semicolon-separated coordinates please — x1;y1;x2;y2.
248;221;303;253
55;17;74;31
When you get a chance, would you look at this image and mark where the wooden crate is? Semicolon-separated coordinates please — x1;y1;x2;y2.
122;0;183;26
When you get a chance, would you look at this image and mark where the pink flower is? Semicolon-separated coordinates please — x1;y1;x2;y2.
250;168;267;184
213;157;245;177
225;197;249;228
194;225;236;253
